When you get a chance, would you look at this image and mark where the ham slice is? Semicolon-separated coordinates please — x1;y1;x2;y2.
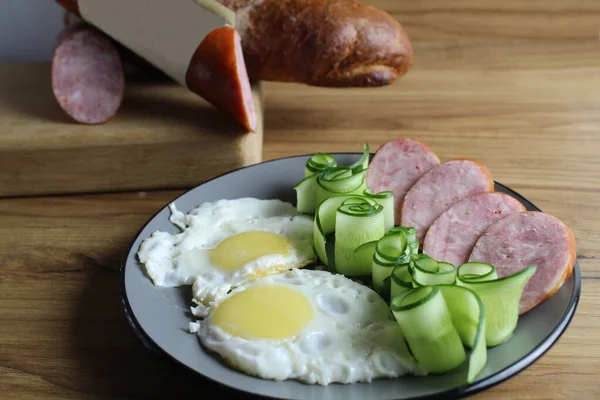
400;159;494;243
366;138;440;225
469;211;576;315
423;192;526;267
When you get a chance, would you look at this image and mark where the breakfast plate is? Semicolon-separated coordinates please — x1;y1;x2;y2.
120;153;581;400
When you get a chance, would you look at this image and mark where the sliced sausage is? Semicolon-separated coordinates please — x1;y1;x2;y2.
51;24;124;124
185;26;256;132
469;211;576;315
423;192;526;267
400;159;494;243
366;138;440;225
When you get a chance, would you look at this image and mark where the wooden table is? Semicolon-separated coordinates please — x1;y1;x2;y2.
1;1;599;399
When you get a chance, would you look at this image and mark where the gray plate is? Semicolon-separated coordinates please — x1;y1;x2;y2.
120;153;581;400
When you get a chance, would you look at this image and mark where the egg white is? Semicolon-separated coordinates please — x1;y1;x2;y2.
191;269;423;386
137;198;316;315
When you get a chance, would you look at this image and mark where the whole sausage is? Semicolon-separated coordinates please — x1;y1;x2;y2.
469;211;576;314
400;159;494;244
51;23;125;124
366;138;440;225
423;192;526;267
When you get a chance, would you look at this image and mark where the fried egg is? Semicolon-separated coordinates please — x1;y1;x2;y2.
137;198;315;315
190;269;423;385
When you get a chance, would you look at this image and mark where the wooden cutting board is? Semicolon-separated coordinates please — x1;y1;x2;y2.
0;62;264;198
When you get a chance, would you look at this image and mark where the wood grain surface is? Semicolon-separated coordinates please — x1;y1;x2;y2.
0;63;264;198
1;0;600;399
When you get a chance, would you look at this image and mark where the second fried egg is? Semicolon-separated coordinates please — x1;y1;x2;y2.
191;269;422;385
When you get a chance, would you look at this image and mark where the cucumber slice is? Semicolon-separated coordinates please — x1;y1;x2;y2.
313;195;383;269
414;256;439;272
372;231;408;292
457;264;537;346
412;259;456;286
364;189;394;232
391;286;467;374
295;153;338;214
438;285;487;383
350;240;378;276
305;153;337;176
457;262;498;282
392;226;419;254
294;174;318;214
349;142;370;170
315;166;368;207
295;149;367;215
335;199;385;276
391;264;413;299
371;227;420;294
313;195;358;265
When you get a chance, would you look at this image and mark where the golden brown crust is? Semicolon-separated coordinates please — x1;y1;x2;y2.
218;0;413;87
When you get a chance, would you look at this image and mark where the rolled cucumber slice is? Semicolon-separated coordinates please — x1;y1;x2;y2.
295;153;338;214
438;285;487;383
364;189;394;232
315;166;368;207
313;195;360;265
412;260;457;286
391;226;419;254
391;286;467;374
294;174;318;214
295;148;366;215
335;199;385;276
391;264;413;299
305;153;336;176
457;264;537;347
372;231;409;293
457;262;498;282
349;240;378;276
313;195;382;267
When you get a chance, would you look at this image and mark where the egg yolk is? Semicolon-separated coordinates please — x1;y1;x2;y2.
212;284;313;340
210;231;293;271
